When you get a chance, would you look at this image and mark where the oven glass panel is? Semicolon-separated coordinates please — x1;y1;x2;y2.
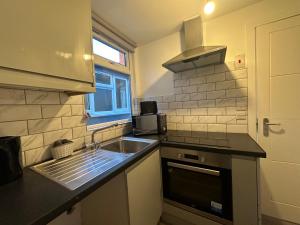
162;159;232;220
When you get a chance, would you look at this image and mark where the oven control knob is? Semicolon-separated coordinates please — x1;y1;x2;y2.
177;153;183;159
200;157;205;162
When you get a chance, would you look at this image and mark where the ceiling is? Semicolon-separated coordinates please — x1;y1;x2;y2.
92;0;262;46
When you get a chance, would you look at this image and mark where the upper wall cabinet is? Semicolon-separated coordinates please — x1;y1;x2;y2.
0;0;95;94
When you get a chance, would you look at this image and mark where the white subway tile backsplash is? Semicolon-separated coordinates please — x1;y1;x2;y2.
60;93;83;105
198;83;215;92
28;118;62;134
0;121;28;136
189;76;206;85
176;109;190;116
207;90;226;100
198;116;217;124
62;116;85;128
24;146;52;166
176;94;190;102
176;123;191;131
196;65;214;75
0;105;41;122
206;73;225;83
191;108;207;116
216;80;236;90
25;90;60;104
169;102;182;109
216;98;236;107
217;116;236;124
174;79;189;87
190;93;206;100
191;124;207;132
0;88;25;104
182;86;198;94
71;105;84;115
208;124;226;132
226;88;247;98
134;63;248;134
21;134;44;151
208;107;226;116
168;116;184;123
0;88;131;167
198;100;215;108
43;129;72;145
236;97;248;107
163;95;176;103
182;101;198;109
157;103;169;110
184;116;199;123
42;105;71;118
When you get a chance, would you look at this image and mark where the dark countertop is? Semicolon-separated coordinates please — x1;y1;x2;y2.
0;131;265;225
0;140;160;225
132;130;266;158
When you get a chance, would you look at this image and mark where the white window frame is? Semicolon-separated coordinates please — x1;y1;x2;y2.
93;33;130;75
87;69;131;117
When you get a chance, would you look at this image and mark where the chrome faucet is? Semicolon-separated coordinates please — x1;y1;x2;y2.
90;123;119;149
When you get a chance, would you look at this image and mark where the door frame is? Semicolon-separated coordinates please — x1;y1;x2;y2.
246;13;300;140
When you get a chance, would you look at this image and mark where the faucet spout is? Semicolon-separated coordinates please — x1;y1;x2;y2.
90;123;119;149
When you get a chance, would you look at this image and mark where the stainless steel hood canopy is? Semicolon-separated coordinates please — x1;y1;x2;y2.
162;16;226;73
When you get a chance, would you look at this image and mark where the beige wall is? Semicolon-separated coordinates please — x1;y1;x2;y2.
135;31;182;97
135;0;300;136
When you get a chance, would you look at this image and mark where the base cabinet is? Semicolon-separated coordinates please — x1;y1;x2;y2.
81;148;162;225
126;149;162;225
82;173;130;225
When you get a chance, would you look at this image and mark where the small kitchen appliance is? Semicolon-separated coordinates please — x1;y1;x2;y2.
0;136;23;185
132;101;167;136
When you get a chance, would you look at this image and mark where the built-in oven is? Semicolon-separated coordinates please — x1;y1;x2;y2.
161;147;233;225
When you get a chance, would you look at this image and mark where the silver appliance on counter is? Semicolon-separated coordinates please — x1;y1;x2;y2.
132;101;167;136
161;147;233;225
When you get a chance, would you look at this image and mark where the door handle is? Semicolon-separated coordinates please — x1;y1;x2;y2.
263;118;281;136
167;162;220;176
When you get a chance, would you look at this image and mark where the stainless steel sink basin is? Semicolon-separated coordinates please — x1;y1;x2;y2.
101;137;156;154
31;137;157;190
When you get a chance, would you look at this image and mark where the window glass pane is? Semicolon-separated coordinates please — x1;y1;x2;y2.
115;78;127;109
94;88;113;112
95;72;111;85
93;38;126;66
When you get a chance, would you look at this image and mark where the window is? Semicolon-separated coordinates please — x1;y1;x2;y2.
86;66;131;119
93;38;126;66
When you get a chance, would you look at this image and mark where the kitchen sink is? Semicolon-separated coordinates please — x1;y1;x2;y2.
101;137;156;154
31;137;157;190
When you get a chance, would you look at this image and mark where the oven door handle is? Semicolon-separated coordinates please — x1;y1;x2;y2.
167;162;220;176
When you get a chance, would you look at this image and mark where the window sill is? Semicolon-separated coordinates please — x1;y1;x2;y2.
87;118;131;131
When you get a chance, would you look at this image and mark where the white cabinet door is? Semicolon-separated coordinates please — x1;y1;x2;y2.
126;149;162;225
257;15;300;224
0;0;93;83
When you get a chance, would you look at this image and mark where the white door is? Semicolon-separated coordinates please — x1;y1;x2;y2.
256;15;300;224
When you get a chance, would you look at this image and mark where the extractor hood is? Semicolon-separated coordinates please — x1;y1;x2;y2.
162;16;226;73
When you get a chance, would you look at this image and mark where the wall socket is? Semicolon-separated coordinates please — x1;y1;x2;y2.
235;54;245;69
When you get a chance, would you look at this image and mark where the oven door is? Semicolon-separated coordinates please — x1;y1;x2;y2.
162;158;232;221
